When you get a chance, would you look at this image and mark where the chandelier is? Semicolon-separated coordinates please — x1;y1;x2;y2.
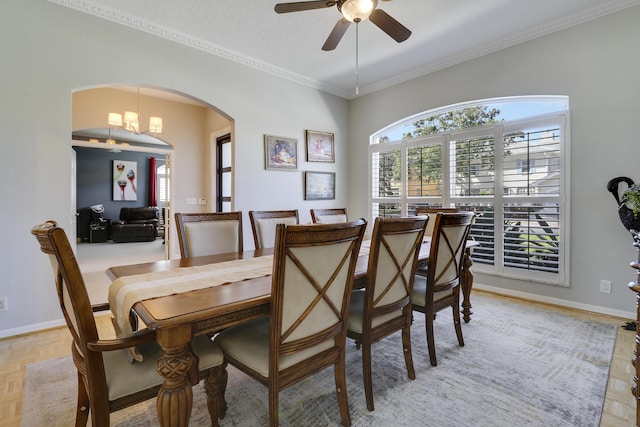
107;88;163;139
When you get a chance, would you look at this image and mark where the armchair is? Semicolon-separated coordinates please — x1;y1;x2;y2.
31;220;227;426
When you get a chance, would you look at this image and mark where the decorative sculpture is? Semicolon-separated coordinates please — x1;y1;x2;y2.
607;176;640;233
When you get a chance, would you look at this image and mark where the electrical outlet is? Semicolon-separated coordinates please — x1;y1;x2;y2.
600;280;612;294
0;297;7;312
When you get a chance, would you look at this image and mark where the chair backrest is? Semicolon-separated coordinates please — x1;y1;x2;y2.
270;220;367;368
310;208;348;224
365;217;428;325
174;211;243;258
415;207;460;238
249;210;299;249
31;221;107;388
425;212;475;293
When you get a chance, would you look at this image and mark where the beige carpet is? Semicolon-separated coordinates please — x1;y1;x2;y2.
21;295;616;426
76;239;166;304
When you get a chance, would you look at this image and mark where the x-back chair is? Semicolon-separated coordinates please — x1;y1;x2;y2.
346;216;428;411
412;212;475;366
215;220;367;426
31;220;227;427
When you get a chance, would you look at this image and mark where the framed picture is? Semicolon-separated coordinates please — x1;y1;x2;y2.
113;160;138;201
305;171;336;200
264;134;298;170
306;130;335;163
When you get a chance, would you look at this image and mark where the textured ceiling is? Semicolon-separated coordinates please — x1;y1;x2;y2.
53;0;640;99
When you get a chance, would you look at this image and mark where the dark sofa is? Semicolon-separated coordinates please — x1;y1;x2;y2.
111;207;159;243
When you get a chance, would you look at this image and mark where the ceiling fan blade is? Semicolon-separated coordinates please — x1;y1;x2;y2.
369;8;411;43
274;1;336;14
322;18;351;51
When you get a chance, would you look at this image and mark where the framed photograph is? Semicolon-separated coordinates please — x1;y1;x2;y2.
113;160;138;201
306;130;335;163
305;171;336;200
264;134;298;170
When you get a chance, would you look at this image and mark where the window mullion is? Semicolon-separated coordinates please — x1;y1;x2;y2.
401;146;408;216
442;135;450;205
494;126;505;272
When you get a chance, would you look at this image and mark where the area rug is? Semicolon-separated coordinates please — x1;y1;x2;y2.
21;295;616;426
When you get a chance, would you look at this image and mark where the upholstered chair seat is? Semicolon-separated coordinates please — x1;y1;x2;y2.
346;290;402;334
105;335;223;401
410;278;455;308
216;318;334;377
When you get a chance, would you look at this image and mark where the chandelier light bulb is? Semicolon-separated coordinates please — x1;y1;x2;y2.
340;0;377;23
149;116;163;134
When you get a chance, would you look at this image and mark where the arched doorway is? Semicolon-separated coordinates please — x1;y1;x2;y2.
71;85;234;303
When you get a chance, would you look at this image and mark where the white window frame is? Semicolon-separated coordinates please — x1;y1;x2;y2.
368;97;570;286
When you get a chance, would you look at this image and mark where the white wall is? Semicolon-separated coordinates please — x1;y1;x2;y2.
0;0;349;336
3;0;638;337
348;6;640;318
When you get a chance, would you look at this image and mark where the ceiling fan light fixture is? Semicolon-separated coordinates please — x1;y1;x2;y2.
340;0;377;23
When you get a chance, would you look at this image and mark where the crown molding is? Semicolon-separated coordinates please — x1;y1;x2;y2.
50;0;640;100
47;0;350;98
357;0;640;98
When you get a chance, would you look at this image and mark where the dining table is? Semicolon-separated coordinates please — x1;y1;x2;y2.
106;239;477;426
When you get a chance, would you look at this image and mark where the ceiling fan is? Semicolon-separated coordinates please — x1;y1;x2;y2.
274;0;411;51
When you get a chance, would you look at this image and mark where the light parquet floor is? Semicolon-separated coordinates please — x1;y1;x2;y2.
1;240;636;425
0;291;635;427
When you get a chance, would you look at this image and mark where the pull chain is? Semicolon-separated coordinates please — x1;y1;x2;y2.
355;22;359;96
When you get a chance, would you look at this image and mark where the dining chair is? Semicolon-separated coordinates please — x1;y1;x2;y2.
31;220;227;427
415;206;460;239
248;209;299;249
310;207;348;224
346;216;428;411
412;212;475;366
215;219;367;426
174;211;243;258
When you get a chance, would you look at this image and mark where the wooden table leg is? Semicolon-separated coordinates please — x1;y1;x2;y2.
155;324;194;427
461;247;474;323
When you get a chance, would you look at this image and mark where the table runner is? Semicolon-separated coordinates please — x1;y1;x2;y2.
108;255;274;338
107;240;404;339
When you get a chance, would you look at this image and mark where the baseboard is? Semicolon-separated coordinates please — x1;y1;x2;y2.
0;318;66;340
474;282;636;320
0;311;111;340
3;285;634;339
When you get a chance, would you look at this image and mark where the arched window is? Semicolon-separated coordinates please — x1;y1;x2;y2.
369;96;569;285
